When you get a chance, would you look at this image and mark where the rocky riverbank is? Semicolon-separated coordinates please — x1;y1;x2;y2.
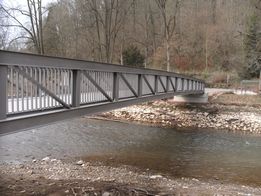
1;158;261;195
99;94;261;134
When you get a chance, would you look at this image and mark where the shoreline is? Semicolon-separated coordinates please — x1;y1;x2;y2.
97;96;261;135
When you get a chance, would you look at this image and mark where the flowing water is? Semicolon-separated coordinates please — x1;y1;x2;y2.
1;118;261;186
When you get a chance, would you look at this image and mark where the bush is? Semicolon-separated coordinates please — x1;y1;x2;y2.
242;14;261;79
209;72;227;84
122;45;145;68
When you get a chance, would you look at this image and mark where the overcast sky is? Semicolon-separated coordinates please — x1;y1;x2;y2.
2;0;57;46
2;0;56;8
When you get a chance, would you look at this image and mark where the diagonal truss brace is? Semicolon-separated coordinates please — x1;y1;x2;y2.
142;75;155;94
83;71;113;102
119;73;138;97
158;76;167;92
168;77;176;92
15;66;71;109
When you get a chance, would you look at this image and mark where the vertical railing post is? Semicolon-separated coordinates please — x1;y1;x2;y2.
154;75;158;94
175;77;178;91
0;65;7;120
138;74;143;97
113;72;119;101
166;76;170;92
181;78;184;91
72;70;81;107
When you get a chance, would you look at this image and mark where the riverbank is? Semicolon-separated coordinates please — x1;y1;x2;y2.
1;158;261;195
98;93;261;134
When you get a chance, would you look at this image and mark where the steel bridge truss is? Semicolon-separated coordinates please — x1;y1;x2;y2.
0;50;205;134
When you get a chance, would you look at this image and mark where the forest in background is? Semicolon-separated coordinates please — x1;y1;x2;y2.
0;0;260;85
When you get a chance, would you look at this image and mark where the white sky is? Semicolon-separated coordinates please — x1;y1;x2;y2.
2;0;57;46
2;0;56;9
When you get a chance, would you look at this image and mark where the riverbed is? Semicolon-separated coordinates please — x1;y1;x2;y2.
1;117;261;189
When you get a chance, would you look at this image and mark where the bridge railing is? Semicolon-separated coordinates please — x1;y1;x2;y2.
0;50;204;126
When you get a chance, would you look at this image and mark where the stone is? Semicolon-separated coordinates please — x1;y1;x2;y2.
102;192;111;196
192;178;199;182
51;159;57;162
29;170;34;175
150;175;163;179
204;112;209;116
42;157;50;162
76;160;84;165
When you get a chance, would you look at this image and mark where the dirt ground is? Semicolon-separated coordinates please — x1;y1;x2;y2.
210;93;261;106
1;159;261;196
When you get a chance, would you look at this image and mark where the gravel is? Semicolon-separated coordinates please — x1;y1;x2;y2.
100;100;261;134
1;159;261;195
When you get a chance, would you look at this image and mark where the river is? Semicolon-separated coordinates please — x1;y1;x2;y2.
1;117;261;187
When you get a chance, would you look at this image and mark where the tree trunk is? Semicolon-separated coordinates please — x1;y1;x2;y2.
205;27;208;71
259;70;261;94
166;39;170;71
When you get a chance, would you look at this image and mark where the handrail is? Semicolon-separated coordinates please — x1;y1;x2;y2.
0;50;204;83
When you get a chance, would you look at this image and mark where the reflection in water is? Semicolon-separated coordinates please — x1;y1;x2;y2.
1;118;261;186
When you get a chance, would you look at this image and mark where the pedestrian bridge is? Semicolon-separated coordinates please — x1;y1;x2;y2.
0;50;205;135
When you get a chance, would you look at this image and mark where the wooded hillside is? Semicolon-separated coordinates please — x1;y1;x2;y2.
1;0;260;79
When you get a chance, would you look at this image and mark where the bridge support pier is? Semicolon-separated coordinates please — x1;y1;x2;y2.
173;93;208;104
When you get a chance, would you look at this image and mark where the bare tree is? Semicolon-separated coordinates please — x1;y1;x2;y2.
86;0;129;63
1;0;45;54
155;0;180;71
0;6;8;49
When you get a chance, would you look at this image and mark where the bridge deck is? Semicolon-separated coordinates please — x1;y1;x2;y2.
0;50;204;135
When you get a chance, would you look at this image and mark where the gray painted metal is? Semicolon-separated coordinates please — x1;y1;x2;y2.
154;75;159;94
138;74;142;97
169;77;176;91
158;76;167;92
0;66;7;120
83;71;113;102
72;70;81;107
0;91;202;135
113;72;119;101
0;50;204;82
166;76;170;92
119;73;138;97
16;67;70;109
142;75;155;94
0;50;205;135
